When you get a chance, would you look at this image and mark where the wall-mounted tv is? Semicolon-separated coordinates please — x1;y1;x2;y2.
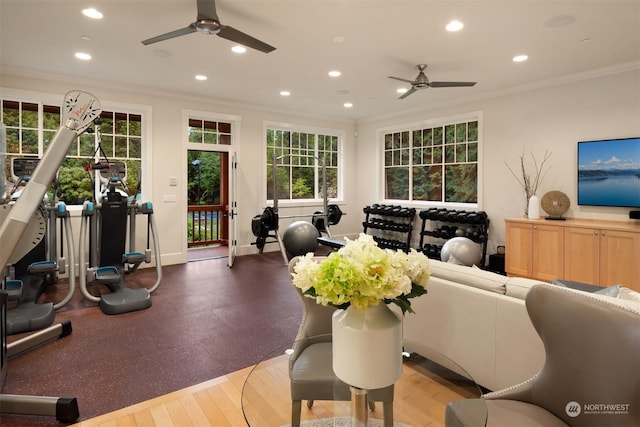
577;137;640;208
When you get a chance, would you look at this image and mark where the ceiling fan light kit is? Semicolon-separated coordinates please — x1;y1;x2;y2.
388;64;476;99
141;0;275;53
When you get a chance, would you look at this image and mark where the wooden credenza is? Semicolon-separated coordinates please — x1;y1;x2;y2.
505;218;640;291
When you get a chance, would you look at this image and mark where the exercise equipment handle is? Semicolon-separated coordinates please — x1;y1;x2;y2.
0;91;101;270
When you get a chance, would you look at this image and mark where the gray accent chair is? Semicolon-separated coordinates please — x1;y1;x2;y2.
445;283;640;427
288;256;394;427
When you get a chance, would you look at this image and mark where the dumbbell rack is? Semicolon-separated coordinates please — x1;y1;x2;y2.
362;204;416;252
418;208;490;264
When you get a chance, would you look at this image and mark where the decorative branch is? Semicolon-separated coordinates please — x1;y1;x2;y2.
505;150;552;201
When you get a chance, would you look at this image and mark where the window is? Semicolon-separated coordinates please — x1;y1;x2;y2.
188;119;232;145
383;115;480;204
266;126;341;202
90;111;143;196
1;95;145;204
2;100;40;155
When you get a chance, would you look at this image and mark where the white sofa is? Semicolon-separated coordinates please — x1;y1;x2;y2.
402;259;553;392
403;259;640;392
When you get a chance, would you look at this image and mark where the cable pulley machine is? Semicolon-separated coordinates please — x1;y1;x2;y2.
251;152;345;264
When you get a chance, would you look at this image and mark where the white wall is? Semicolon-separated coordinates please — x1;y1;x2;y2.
0;72;358;265
2;65;639;266
355;66;640;254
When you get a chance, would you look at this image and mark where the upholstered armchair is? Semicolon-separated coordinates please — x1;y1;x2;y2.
445;283;640;427
288;256;394;427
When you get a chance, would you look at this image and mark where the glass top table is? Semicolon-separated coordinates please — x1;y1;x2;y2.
241;336;487;426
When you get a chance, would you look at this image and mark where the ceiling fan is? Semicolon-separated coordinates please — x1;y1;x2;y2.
388;64;476;99
141;0;276;53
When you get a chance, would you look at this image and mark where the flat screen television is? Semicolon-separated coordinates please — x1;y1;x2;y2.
577;137;640;208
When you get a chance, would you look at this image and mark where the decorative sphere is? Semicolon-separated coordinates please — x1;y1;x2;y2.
282;221;319;257
441;237;482;266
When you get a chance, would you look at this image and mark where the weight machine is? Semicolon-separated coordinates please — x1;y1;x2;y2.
251;153;344;264
0;90;102;423
2;158;77;335
77;135;162;315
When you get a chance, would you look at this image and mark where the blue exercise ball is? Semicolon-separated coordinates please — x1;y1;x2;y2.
283;221;319;257
440;237;482;266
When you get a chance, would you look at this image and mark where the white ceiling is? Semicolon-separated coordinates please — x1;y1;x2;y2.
1;0;639;120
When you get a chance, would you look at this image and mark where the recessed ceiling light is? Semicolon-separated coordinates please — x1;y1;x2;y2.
82;8;103;19
280;90;291;96
343;102;353;108
513;54;528;63
446;20;464;32
231;45;246;54
75;52;91;60
328;70;342;78
195;75;207;81
397;88;408;94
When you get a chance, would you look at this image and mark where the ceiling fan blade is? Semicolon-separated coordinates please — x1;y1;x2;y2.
388;76;415;84
398;87;418;99
141;25;197;45
197;0;219;21
429;81;477;88
217;25;276;53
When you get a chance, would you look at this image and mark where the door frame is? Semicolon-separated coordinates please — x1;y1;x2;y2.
182;110;241;266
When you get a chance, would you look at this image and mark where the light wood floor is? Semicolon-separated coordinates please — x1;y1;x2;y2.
70;355;479;427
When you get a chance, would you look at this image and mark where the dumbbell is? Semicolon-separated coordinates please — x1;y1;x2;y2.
466;226;480;239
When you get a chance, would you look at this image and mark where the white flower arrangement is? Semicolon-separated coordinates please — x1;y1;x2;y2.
291;233;430;314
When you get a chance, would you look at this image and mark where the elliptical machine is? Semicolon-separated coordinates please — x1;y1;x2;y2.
0;90;102;423
78;153;162;315
2;158;76;335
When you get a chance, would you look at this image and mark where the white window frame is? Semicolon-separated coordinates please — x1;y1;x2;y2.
264;121;344;207
182;109;240;154
0;87;153;209
378;111;483;209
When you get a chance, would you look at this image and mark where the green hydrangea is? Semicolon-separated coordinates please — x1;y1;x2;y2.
292;233;430;314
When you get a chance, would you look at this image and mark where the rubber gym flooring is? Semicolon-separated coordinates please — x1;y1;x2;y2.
3;250;310;426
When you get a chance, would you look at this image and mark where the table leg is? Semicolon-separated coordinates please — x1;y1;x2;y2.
350;386;368;427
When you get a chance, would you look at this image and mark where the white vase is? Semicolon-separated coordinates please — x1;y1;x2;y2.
528;194;541;220
332;303;403;390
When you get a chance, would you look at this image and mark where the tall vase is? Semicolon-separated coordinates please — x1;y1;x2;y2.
332;303;403;390
528;194;541;220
